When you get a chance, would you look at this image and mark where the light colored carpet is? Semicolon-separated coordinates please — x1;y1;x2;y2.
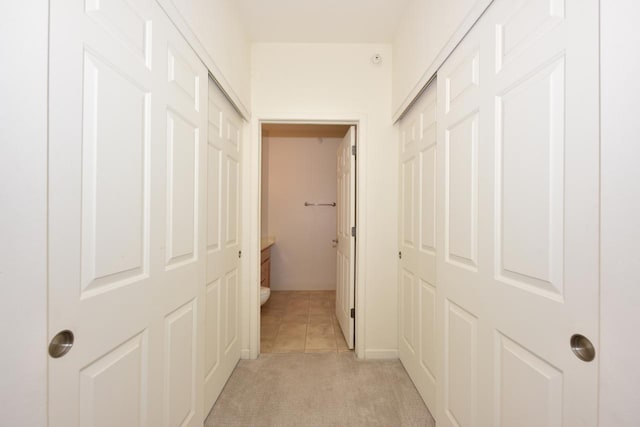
205;352;435;427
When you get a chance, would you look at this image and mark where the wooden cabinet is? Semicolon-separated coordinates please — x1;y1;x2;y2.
260;246;271;288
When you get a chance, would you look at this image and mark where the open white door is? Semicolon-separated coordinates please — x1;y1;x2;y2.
48;2;207;426
336;126;356;349
204;78;243;412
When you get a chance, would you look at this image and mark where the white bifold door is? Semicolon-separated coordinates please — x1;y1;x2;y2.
203;78;243;412
399;0;600;426
48;1;241;425
398;81;438;411
336;126;356;349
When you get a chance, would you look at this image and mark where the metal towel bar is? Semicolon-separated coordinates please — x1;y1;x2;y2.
304;202;336;207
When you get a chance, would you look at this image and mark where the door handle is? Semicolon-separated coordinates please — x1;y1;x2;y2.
332;238;338;247
49;330;74;358
570;334;595;362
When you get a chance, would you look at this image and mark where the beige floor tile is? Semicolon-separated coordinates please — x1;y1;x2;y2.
260;312;283;326
304;347;336;354
260;337;273;353
268;291;289;298
309;298;331;308
260;290;348;355
272;290;294;295
331;314;341;327
309;299;333;314
336;331;350;352
286;306;309;317
268;290;290;298
331;317;351;351
285;304;309;319
260;322;280;340
281;311;309;323
305;321;336;351
272;322;307;352
287;298;310;309
264;299;288;310
260;305;285;316
308;291;332;300
309;306;332;316
308;312;333;323
308;319;334;329
277;322;308;337
286;307;309;318
287;292;306;299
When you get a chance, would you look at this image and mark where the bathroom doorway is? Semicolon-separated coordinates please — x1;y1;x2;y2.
258;123;356;354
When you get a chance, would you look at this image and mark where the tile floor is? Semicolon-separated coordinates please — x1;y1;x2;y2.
260;290;351;353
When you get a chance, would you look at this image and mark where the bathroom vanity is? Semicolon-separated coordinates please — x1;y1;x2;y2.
260;237;275;289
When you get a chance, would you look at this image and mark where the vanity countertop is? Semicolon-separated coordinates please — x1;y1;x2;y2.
260;236;276;251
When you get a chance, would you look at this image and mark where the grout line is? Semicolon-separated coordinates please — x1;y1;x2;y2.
262;291;340;354
303;302;310;353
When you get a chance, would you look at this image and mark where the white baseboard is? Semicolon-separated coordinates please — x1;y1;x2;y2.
364;349;399;360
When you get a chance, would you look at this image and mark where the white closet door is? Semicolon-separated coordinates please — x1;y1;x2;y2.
398;82;438;410
336;126;356;349
435;0;600;426
204;78;243;412
161;15;208;427
48;1;208;426
434;15;483;427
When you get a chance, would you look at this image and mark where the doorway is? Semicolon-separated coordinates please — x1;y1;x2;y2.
257;122;357;354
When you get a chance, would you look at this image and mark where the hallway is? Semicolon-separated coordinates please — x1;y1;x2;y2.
205;352;435;426
6;1;638;425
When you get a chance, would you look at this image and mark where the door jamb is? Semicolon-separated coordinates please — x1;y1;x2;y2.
243;113;368;360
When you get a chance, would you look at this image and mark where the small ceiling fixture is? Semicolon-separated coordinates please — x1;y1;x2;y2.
371;53;382;64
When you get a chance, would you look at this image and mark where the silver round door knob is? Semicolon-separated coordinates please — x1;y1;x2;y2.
48;330;74;358
570;334;595;362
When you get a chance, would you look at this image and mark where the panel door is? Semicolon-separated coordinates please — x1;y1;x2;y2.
48;1;208;426
435;17;484;427
398;81;438;411
204;78;243;412
161;15;208;427
336;126;356;349
435;0;600;426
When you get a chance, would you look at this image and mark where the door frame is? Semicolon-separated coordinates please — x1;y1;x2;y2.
244;112;368;359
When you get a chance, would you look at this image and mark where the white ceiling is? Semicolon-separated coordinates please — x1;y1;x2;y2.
234;0;411;43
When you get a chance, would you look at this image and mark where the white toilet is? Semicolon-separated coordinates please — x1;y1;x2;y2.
260;286;271;306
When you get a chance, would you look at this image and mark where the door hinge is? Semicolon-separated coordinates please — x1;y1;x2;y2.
398;251;402;259
350;308;355;318
238;250;242;258
352;145;356;156
351;226;356;237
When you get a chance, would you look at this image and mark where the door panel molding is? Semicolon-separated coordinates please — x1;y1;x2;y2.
48;2;208;425
400;1;599;425
398;81;438;411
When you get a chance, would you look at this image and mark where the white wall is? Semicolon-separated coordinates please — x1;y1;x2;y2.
392;0;491;118
0;2;49;426
600;1;640;424
160;0;252;115
251;43;398;357
264;136;340;291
